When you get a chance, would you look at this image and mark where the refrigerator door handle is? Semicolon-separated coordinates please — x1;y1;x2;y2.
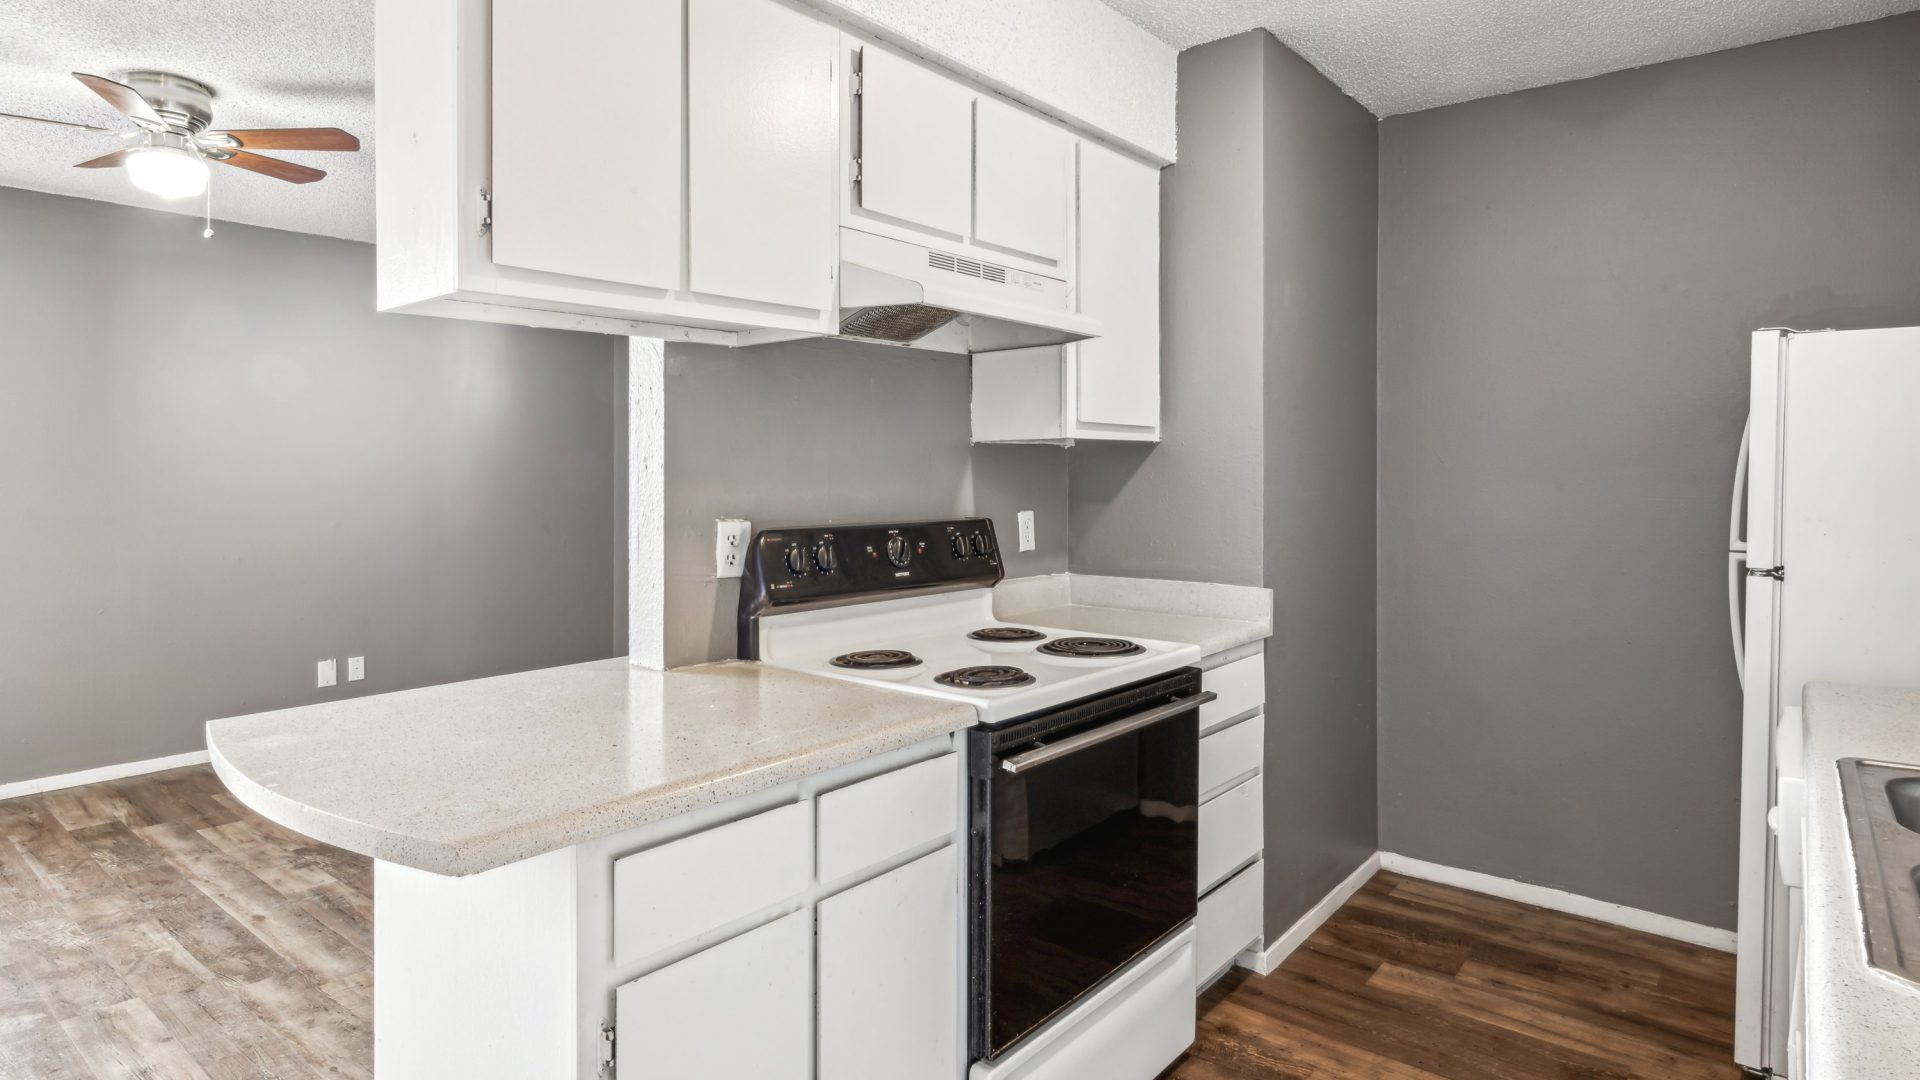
1729;551;1747;687
1728;417;1752;686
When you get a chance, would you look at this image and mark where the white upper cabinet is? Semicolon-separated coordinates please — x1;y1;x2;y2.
1073;140;1162;432
491;0;680;291
974;96;1071;266
376;0;838;341
971;139;1163;443
688;0;839;312
853;46;974;241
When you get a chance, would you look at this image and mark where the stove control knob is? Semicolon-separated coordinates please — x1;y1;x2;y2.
813;541;838;575
784;544;809;577
951;535;970;559
970;531;991;557
886;534;913;568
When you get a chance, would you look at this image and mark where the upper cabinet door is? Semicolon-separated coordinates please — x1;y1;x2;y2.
1076;141;1162;430
974;96;1071;265
491;0;681;289
856;47;974;240
688;0;839;312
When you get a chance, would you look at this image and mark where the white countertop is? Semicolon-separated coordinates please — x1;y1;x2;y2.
207;658;973;877
1799;682;1920;1078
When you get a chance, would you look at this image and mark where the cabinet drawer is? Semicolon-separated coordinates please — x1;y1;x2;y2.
615;910;811;1080
1201;654;1264;734
817;753;959;883
1196;859;1262;988
613;801;811;966
1198;774;1262;894
1199;715;1262;801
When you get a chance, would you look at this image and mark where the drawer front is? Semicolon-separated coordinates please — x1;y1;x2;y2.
615;910;811;1080
1196;859;1262;988
614;800;812;966
1198;774;1262;894
1199;715;1263;801
1201;654;1264;734
818;752;959;883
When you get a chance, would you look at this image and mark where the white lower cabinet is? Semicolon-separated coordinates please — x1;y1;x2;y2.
1193;650;1267;991
1197;860;1263;989
818;845;961;1079
615;911;812;1080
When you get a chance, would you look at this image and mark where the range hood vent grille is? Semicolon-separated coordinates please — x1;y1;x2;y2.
928;250;1008;284
839;302;962;343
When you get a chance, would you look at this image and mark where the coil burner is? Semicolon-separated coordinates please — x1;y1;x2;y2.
934;665;1036;689
830;650;922;669
967;627;1048;643
1037;637;1146;659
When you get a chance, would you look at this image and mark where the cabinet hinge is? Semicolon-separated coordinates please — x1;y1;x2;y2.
1747;565;1786;581
479;187;493;238
850;71;863;95
852;158;863;182
597;1020;615;1076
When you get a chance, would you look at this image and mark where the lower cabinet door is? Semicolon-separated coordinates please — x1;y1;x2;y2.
818;845;960;1080
615;910;811;1080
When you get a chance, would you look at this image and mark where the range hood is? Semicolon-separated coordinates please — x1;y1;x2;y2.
836;228;1101;354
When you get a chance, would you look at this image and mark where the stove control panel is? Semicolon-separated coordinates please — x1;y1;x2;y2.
737;518;1005;654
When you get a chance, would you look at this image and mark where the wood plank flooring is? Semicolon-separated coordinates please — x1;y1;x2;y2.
3;767;1741;1079
1164;871;1744;1080
0;766;370;1079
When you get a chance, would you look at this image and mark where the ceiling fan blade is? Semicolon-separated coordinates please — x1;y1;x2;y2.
72;73;165;128
0;111;121;135
216;150;325;184
74;148;136;169
207;127;360;152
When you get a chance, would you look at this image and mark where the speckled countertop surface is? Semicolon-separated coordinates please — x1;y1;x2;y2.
1800;682;1920;1078
207;658;973;877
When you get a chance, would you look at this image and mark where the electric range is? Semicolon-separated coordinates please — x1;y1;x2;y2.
738;518;1209;1072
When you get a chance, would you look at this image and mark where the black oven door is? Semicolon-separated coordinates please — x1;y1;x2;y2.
969;668;1209;1062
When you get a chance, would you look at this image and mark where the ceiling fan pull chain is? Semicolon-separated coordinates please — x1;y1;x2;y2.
202;182;214;239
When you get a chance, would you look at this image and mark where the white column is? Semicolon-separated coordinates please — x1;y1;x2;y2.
629;337;667;670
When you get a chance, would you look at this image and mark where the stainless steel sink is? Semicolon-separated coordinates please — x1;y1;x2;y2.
1839;759;1920;985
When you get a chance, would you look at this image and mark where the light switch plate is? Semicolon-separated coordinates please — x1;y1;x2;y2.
316;658;337;688
1017;510;1036;552
715;518;751;578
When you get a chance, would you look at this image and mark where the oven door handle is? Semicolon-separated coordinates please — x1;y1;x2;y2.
1000;691;1216;775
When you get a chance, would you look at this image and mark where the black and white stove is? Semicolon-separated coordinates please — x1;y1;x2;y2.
740;518;1208;1072
738;519;1200;726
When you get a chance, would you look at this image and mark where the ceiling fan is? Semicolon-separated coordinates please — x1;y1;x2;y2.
0;70;359;208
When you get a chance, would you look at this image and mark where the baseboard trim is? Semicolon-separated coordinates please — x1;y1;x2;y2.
0;750;211;802
1379;853;1737;953
1237;852;1382;975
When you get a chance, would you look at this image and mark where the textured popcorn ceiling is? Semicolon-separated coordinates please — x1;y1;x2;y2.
0;0;374;241
1098;0;1920;115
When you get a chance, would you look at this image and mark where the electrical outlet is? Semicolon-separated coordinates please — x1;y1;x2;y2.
346;656;366;682
1017;510;1036;553
716;518;752;578
316;658;337;688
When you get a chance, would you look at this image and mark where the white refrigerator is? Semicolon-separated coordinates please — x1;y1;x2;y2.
1732;325;1920;1076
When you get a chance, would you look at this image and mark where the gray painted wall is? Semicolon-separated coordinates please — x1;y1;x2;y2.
1377;13;1920;929
1257;33;1380;938
662;337;1068;666
1067;33;1266;587
1071;31;1381;940
0;187;629;787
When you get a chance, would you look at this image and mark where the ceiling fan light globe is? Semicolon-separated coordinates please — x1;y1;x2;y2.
125;146;209;200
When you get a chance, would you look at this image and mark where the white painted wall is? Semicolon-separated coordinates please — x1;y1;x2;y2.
803;0;1178;162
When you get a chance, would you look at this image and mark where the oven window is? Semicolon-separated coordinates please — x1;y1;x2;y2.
983;710;1198;1058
